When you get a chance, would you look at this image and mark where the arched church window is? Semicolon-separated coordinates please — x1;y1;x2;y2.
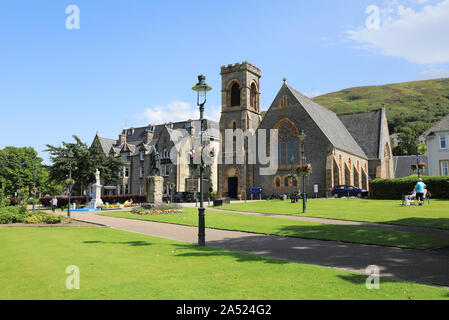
231;83;240;107
276;119;300;167
275;177;281;188
284;176;289;187
250;83;257;109
280;96;289;108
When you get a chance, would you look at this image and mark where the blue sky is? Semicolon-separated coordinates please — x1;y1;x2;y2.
1;0;449;164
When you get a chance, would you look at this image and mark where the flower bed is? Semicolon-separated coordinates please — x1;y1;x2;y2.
132;209;185;216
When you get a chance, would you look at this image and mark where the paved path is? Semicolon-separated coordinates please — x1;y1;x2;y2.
207;208;449;238
68;211;449;288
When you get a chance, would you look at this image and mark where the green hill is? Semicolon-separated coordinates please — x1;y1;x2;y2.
312;78;449;135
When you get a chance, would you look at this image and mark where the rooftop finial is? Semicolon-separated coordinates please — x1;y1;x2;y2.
283;77;287;84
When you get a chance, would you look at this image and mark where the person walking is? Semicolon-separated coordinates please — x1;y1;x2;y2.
414;178;427;206
51;197;58;212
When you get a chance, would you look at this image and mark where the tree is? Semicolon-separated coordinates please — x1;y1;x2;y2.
0;147;46;197
46;135;122;198
392;126;419;156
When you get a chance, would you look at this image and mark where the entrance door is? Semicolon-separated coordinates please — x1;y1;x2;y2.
228;177;238;199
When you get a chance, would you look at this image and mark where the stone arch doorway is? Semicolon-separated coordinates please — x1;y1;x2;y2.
228;177;238;199
224;165;240;199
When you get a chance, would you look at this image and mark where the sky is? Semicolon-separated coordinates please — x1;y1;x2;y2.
1;0;449;164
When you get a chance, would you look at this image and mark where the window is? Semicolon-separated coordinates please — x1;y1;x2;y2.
280;96;289;108
165;165;170;177
140;167;144;178
440;135;447;149
140;151;145;161
284;177;289;187
275;177;281;188
139;184;144;195
125;167;129;178
231;83;240;107
442;161;449;176
123;184;129;194
121;153;130;162
250;83;257;109
127;129;133;136
276;119;301;167
118;168;123;178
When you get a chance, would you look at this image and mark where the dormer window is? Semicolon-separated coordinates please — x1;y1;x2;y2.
127;129;133;136
121;152;130;162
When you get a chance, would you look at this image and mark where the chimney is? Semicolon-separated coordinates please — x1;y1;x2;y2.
119;130;126;145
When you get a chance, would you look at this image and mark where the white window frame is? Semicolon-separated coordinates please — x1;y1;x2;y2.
440;135;448;149
441;161;449;176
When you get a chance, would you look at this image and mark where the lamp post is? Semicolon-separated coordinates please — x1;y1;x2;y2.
32;164;36;211
300;130;307;213
67;152;73;218
192;75;212;247
416;147;421;180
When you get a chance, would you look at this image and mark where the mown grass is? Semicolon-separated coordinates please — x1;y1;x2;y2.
0;227;447;300
217;199;449;230
98;207;449;250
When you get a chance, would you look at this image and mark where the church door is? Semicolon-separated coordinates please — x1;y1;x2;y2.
228;177;238;199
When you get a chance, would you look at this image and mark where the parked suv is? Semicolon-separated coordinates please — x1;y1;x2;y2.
331;185;368;198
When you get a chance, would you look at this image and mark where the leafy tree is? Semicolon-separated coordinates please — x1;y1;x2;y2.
0;147;46;197
392;127;419;156
46;135;122;198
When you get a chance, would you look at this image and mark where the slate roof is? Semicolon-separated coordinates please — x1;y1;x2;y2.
286;84;368;158
96;136;117;154
423;114;449;137
338;109;384;159
393;155;428;178
97;119;219;156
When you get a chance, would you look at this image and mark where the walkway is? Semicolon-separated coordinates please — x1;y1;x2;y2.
207;208;449;238
68;211;449;288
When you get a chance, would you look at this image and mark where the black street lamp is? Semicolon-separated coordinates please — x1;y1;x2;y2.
192;75;212;247
67;151;73;218
300;129;307;213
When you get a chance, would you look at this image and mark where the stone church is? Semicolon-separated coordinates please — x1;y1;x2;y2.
218;61;394;198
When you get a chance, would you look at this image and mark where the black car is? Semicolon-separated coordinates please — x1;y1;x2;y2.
331;185;369;198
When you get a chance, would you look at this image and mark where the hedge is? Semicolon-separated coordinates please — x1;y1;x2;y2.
39;194;147;208
371;175;449;200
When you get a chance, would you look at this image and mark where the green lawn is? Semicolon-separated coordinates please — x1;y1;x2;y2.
1;227;448;300
98;208;449;250
217;199;449;230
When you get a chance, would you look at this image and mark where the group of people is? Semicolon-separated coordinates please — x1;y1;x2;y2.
404;178;430;206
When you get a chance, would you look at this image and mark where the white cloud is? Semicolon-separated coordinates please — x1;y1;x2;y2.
137;100;221;125
346;0;449;64
416;68;449;80
304;90;323;98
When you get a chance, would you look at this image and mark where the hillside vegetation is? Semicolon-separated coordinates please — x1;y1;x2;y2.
312;78;449;135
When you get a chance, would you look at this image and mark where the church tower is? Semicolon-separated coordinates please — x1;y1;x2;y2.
218;61;262;198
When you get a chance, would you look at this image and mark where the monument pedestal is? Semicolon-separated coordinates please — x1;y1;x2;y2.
85;182;103;210
146;176;164;206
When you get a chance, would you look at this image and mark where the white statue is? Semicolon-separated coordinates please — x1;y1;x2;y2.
95;169;101;185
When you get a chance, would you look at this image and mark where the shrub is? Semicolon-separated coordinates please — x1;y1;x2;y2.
25;212;64;224
371;175;449;199
0;206;30;224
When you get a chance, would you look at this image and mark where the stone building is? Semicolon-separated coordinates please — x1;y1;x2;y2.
218;61;394;198
93;119;219;197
